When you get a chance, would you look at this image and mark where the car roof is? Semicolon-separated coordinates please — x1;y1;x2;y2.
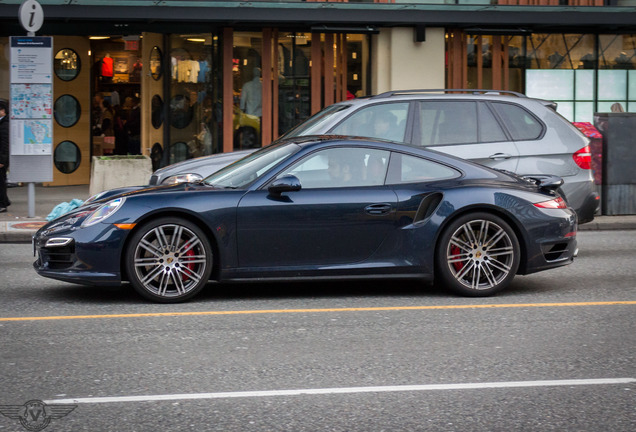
277;135;512;180
334;89;551;107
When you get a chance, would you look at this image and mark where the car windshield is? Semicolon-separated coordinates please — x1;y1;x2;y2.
280;104;350;138
203;143;301;189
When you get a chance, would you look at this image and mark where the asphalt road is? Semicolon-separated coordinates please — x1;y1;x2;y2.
0;231;635;432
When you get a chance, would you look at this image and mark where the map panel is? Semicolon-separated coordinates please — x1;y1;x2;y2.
10;83;53;119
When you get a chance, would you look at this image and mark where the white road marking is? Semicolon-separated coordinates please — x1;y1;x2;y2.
45;378;635;405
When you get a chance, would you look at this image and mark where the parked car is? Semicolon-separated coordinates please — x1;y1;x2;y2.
34;136;577;303
149;90;598;223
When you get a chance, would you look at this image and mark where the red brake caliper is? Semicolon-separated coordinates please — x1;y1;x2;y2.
182;243;195;281
451;245;464;272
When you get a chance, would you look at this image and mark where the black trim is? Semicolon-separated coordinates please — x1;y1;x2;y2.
2;4;636;35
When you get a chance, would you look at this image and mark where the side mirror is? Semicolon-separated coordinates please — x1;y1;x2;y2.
268;174;302;195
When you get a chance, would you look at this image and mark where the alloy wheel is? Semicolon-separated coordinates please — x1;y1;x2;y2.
445;218;516;291
131;222;209;300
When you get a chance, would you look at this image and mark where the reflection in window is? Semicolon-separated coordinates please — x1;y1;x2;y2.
234;31;263;149
387;153;458;185
151;143;163;171
276;32;311;135
285;147;391;189
169;33;221;161
169;94;193;129
54;95;81;128
54;49;80;81
169;142;189;164
418;101;478;145
331;103;409;143
491;103;543;141
599;34;636;70
54;141;81;174
151;95;163;129
150;46;163;80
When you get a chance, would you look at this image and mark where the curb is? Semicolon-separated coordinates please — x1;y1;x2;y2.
0;221;47;243
577;221;636;231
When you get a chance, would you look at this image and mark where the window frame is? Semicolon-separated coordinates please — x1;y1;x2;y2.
488;101;546;142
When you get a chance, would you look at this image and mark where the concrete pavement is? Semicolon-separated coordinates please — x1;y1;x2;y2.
1;183;635;242
0;184;90;242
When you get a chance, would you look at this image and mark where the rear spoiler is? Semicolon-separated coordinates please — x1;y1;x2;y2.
521;174;564;192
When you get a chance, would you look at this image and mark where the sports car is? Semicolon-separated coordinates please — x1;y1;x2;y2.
33;136;577;303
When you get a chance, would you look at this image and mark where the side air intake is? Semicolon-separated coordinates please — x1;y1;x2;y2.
414;192;443;224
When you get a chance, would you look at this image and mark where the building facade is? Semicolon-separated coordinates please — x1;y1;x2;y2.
0;0;634;186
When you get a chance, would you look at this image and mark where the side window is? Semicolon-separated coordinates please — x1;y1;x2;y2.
386;153;459;184
478;102;507;142
331;103;409;143
282;147;390;189
491;102;543;140
417;101;478;146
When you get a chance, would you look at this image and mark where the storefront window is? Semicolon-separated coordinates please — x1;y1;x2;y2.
346;34;368;98
91;36;142;155
54;141;81;174
54;49;80;81
457;31;636;122
168;33;220;163
277;32;312;136
233;31;263;150
524;34;597;122
150;46;163;80
54;94;81;128
598;35;636;112
524;34;636;121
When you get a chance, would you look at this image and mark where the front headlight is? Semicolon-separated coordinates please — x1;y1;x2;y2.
82;190;109;206
161;173;203;185
81;197;126;227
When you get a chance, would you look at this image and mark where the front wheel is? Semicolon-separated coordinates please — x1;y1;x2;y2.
125;217;213;303
436;212;520;297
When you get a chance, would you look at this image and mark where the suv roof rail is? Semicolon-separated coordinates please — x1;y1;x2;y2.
372;89;528;99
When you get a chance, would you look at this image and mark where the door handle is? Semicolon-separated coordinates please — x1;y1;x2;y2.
489;153;512;160
365;203;392;215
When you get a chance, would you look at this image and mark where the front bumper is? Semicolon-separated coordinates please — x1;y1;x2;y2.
32;221;129;286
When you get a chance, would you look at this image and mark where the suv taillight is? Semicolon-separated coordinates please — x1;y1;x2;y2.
573;145;592;170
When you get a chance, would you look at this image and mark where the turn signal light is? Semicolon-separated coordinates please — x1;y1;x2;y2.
534;197;567;209
573;145;592;170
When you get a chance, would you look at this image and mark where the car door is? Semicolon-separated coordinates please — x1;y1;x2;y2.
236;147;398;269
412;100;520;172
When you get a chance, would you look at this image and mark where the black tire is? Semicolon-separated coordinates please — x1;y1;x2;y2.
125;217;213;303
435;212;520;297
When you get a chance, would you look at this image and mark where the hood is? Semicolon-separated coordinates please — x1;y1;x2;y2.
86;183;205;206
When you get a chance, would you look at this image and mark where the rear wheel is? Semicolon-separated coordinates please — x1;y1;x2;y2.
125;217;213;303
436;212;520;297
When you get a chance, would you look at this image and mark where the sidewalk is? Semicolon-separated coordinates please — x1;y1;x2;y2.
0;184;90;242
1;183;635;242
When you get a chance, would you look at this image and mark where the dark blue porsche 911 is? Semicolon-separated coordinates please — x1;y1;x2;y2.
33;136;577;303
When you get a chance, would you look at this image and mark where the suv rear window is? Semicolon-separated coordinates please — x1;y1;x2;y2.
491;102;543;141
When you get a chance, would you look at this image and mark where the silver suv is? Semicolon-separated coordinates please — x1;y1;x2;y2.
150;90;598;223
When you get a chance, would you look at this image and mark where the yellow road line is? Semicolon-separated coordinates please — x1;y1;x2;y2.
1;301;635;322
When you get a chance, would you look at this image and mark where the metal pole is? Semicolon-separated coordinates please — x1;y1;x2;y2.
28;182;35;218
